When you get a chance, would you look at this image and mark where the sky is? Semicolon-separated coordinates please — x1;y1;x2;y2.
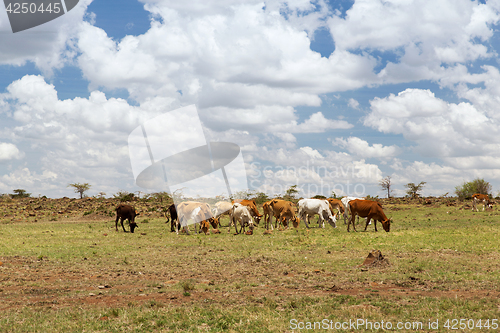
1;0;500;199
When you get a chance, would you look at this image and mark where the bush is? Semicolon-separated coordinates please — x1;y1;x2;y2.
455;178;492;200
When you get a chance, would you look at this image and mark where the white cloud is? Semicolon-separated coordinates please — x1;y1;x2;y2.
348;98;359;109
332;137;401;159
0;0;92;74
203;106;352;133
76;2;379;106
364;88;499;157
0;142;23;161
328;0;500;84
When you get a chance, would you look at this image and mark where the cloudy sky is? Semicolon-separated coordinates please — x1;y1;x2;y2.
1;0;500;199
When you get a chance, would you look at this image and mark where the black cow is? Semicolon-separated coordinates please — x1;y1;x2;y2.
165;204;179;232
115;204;139;233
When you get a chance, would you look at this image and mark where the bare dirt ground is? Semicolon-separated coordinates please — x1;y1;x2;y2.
2;253;497;313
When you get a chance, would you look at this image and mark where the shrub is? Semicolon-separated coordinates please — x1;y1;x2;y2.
455;178;492;200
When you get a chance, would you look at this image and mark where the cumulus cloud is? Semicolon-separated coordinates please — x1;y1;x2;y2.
0;0;92;74
328;0;500;83
364;88;499;157
203;106;352;133
76;2;379;105
0;142;23;161
332;137;401;159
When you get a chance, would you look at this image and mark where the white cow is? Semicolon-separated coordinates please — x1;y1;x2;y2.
230;203;254;234
298;199;337;229
341;196;368;225
177;201;215;235
213;201;233;227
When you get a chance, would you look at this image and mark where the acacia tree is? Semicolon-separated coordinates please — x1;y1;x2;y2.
284;185;299;199
11;189;31;198
379;176;392;198
404;181;426;199
68;183;91;199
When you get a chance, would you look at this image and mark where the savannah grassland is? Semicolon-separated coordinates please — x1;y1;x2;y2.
0;197;499;332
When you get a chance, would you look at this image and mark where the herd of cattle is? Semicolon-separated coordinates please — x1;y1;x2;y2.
114;196;393;235
114;193;494;235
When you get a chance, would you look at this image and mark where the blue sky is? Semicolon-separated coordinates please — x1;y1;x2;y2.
1;0;500;199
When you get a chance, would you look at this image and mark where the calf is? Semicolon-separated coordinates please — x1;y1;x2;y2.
230;203;254;234
472;193;494;212
115;204;139;233
164;204;179;232
348;199;391;232
262;200;275;230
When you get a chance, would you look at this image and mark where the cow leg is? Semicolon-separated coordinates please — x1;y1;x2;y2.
121;219;128;232
364;217;374;231
348;214;357;232
301;212;311;229
115;216;120;231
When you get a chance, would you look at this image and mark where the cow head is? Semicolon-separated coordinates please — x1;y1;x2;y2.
208;217;219;229
253;215;261;225
129;210;139;233
381;218;391;232
292;216;300;228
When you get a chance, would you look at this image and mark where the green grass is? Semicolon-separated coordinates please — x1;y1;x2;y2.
0;202;500;332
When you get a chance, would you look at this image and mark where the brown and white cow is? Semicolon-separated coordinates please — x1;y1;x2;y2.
233;199;262;225
230;203;254;234
115;204;139;233
327;198;345;220
348;199;391;232
176;201;218;235
269;199;299;230
472;193;494;212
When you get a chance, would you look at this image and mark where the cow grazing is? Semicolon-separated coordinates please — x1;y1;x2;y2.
164;204;179;232
341;196;367;225
230;203;254;234
472;193;494;212
348;199;391;232
268;199;299;230
115;204;139;233
233;199;262;225
327;198;345;219
298;199;336;229
176;201;217;235
213;201;234;226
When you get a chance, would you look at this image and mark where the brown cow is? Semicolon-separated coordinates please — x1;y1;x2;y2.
269;199;299;230
262;200;275;230
233;199;262;225
472;193;494;212
115;204;139;233
348;199;390;232
327;198;345;219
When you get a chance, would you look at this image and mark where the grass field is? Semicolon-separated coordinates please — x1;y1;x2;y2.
1;199;500;332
